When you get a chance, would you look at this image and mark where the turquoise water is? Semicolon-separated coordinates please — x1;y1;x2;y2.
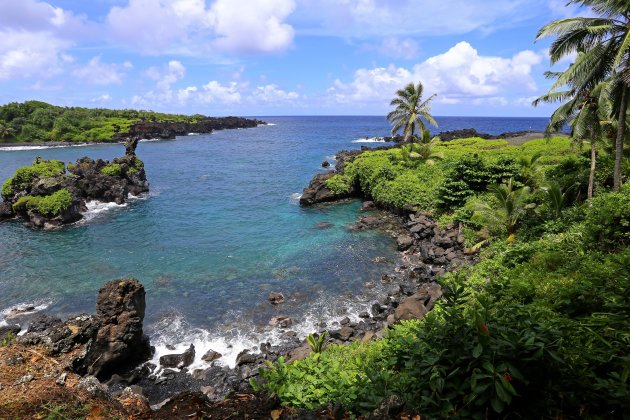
0;116;549;365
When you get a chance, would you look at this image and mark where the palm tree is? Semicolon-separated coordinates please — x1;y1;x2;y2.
399;137;443;166
536;0;630;191
0;123;15;139
534;73;607;199
472;178;531;237
387;82;438;144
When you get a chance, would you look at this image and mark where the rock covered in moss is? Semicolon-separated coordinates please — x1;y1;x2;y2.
0;143;149;228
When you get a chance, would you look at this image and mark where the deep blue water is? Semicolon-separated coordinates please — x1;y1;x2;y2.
0;115;549;366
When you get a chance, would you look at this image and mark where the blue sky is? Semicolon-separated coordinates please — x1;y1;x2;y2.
0;0;587;117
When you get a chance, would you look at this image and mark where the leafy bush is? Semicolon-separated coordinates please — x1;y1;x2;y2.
12;189;73;217
584;190;630;250
1;178;12;198
3;159;65;197
100;163;122;177
325;174;351;194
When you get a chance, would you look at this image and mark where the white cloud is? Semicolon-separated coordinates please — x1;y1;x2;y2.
327;42;544;106
374;37;420;60
146;60;186;91
209;0;295;53
73;56;126;85
197;81;242;103
0;0;89;36
107;0;295;54
250;84;299;102
91;93;113;103
0;30;71;80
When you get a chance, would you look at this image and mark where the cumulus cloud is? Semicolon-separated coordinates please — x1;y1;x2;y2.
328;42;543;106
107;0;295;54
0;0;90;36
0;0;96;81
250;84;299;102
196;81;243;103
73;56;127;85
0;30;72;80
209;0;295;53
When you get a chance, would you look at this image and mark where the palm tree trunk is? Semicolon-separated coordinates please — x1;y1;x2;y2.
613;84;628;191
588;134;596;201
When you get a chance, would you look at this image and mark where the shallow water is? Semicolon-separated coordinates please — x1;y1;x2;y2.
0;116;549;367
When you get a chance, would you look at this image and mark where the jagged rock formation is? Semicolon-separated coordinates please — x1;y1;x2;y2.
16;278;151;380
0;141;149;228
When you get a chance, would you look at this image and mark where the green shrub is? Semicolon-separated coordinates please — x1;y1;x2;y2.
1;178;12;198
12;189;73;217
584;190;630;250
36;189;73;216
325;174;351;194
100;163;122;177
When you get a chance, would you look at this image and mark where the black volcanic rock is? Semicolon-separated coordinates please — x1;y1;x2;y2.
112;116;264;142
76;278;152;379
1;144;149;228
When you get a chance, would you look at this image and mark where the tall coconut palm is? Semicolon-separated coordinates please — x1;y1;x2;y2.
387;82;437;143
536;0;630;191
533;71;607;199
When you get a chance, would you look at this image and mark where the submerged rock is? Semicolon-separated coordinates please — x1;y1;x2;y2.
268;292;285;305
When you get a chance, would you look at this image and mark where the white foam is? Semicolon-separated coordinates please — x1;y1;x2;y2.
81;200;127;222
138;138;163;143
0;143;93;151
351;137;390;143
147;290;382;376
187;132;200;136
289;192;302;203
1;301;51;326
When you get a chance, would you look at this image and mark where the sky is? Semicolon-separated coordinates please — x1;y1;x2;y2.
0;0;588;117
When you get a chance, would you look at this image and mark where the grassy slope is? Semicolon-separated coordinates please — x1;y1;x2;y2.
258;136;630;418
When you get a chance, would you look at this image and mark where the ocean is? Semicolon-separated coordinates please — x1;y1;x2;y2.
0;115;549;367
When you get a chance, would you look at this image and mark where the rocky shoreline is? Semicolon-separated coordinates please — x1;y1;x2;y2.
0;116;265;148
0;140;477;418
0;201;476;417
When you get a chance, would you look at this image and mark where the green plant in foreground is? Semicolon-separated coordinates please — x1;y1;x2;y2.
1;331;16;346
307;331;328;354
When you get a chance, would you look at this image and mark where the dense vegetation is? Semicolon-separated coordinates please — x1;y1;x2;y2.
0;100;207;143
257;131;630;417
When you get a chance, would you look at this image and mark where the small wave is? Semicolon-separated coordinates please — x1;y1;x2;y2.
147;289;385;374
289;192;302;203
1;301;51;325
0;143;92;151
351;137;390;143
187;132;200;136
138;138;163;143
81;200;127;222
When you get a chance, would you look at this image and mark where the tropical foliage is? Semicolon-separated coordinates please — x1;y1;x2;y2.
387;82;438;143
0;100;207;143
536;0;630;191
